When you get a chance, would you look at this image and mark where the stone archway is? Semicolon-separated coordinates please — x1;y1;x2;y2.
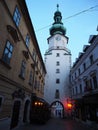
23;99;30;123
50;101;64;118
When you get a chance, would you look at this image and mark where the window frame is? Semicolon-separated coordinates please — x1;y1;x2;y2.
29;71;33;85
25;34;30;47
13;6;21;26
19;60;26;79
2;40;13;65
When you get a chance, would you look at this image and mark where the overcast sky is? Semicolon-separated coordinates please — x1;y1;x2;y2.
26;0;98;64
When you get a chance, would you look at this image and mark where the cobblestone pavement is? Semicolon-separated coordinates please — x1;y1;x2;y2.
0;118;98;130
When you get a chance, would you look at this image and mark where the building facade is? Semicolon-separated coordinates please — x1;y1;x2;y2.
0;0;46;126
70;28;98;126
44;5;71;118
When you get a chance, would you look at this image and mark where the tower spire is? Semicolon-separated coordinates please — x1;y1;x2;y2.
57;4;59;11
49;5;66;36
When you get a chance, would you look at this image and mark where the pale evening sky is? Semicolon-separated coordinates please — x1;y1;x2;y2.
25;0;98;64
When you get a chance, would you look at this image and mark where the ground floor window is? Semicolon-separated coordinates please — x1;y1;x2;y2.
0;96;3;111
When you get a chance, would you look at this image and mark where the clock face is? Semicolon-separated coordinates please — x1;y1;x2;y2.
55;36;61;41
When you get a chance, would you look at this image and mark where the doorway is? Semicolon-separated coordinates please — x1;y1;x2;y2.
10;100;21;129
23;100;30;123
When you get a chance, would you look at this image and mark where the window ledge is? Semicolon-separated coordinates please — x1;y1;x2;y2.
0;59;11;69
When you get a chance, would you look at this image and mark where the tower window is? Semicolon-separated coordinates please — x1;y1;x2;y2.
56;61;60;66
56;69;60;73
56;78;60;84
56;53;60;57
55;89;60;99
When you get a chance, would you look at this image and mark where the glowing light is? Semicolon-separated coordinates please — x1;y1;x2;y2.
67;103;72;109
38;102;41;105
35;102;37;105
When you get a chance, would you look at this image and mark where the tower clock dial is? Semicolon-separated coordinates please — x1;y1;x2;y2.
55;36;61;41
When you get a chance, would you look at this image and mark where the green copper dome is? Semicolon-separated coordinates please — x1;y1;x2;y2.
50;4;66;36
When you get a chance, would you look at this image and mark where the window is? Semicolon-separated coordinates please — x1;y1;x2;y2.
75;72;77;78
92;75;97;89
56;61;60;66
19;60;26;79
78;68;80;75
72;88;74;95
56;78;60;84
25;34;30;47
83;63;86;71
89;55;93;65
56;69;60;73
75;86;77;94
2;41;13;64
0;96;3;111
29;71;33;85
56;53;60;57
71;76;73;81
55;89;60;99
80;84;82;93
13;6;21;26
34;80;37;89
32;50;36;61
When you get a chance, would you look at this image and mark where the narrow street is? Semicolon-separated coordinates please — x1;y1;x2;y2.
0;118;97;130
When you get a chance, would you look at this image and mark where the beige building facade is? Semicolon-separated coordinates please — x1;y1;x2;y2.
0;0;46;125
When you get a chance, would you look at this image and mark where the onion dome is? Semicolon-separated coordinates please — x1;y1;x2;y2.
50;4;66;36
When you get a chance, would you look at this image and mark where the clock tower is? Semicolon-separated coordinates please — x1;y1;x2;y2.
44;5;71;118
48;4;68;50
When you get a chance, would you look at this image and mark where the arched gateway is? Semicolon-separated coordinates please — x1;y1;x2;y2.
50;101;64;118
